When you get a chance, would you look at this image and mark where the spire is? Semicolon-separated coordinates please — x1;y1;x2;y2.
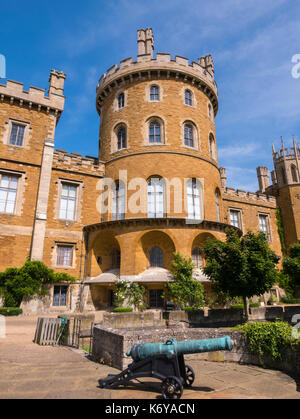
281;136;286;160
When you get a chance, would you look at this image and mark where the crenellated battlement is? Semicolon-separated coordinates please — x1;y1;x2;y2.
52;149;105;176
96;29;218;116
0;69;66;119
223;186;276;205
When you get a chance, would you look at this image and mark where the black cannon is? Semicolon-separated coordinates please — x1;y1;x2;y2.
99;336;232;399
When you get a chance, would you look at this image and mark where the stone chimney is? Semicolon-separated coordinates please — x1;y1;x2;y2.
48;69;66;97
219;167;227;189
257;166;270;193
137;28;154;58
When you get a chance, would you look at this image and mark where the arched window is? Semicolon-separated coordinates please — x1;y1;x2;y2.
150;85;160;101
184;124;194;148
192;248;203;268
187;178;202;220
215;189;221;222
111;249;121;269
208;103;212;119
117;126;127;150
150;247;163;267
209;134;216;160
148;177;164;218
291;165;298;183
118;93;125;109
112;180;125;221
149;121;161;143
185;89;193;106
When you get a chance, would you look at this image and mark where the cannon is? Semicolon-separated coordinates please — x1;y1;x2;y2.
99;336;232;399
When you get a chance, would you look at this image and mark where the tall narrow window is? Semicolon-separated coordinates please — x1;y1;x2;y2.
112;181;125;221
53;285;68;307
187;178;201;220
215;190;221;222
208;103;212;119
57;245;73;266
259;214;271;241
59;183;77;221
149;289;164;308
9;123;25;146
230;209;241;229
111;249;121;269
184;124;194;148
150;85;159;101
0;174;18;214
117;126;127;150
118;93;125;109
291;165;298;183
281;167;287;184
209;134;216;160
185;89;193;106
149;121;161;143
150;247;163;267
148;177;164;218
192;248;203;268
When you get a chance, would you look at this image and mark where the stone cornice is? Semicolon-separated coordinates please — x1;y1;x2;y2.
83;217;242;236
104;150;220;170
96;55;218;116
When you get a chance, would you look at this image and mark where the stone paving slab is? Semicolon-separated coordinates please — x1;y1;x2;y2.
1;316;300;399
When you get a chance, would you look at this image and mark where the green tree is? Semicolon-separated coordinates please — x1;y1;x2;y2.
0;260;75;307
164;252;205;309
202;229;280;318
113;280;128;308
113;281;147;311
283;243;300;293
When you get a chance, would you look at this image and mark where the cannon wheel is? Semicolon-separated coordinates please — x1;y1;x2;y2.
161;376;183;399
184;365;195;388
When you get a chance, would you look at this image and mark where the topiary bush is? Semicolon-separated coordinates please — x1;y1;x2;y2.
281;297;300;305
0;307;23;316
113;307;133;313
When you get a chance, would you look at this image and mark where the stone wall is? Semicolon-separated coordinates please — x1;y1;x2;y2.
95;306;300;330
93;325;300;377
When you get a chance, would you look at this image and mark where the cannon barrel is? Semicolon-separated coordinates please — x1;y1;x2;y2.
126;336;232;362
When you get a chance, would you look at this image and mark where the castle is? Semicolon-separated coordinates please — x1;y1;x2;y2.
0;29;299;313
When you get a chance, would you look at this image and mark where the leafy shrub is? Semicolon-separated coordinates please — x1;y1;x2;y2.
0;260;75;307
113;307;133;313
0;307;23;316
281;297;300;305
238;321;297;361
231;303;259;309
182;307;203;311
164;253;205;309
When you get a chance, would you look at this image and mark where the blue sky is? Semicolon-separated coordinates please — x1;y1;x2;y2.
1;0;300;192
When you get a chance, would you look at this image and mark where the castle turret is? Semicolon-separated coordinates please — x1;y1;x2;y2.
271;138;300;249
257;166;270;193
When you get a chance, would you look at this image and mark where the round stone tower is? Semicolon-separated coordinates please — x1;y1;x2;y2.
83;29;239;310
269;138;300;249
